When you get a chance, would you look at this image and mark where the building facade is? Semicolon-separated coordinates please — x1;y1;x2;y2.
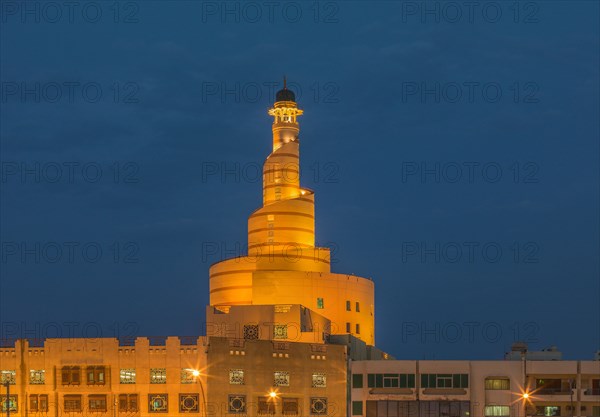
351;355;600;417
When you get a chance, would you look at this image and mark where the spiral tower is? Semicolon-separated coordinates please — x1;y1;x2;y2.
209;79;375;345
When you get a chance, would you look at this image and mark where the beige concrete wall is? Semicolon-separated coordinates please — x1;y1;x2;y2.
0;337;207;416
205;337;347;417
350;360;600;417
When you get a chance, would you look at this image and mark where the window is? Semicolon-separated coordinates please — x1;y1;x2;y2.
87;366;106;385
1;395;17;412
485;406;510;416
120;368;136;384
150;368;167;384
317;298;324;309
181;369;196;384
368;374;416;388
0;370;16;385
228;395;246;414
353;374;364;388
230;369;244;385
353;401;363;416
485;378;510;390
89;395;107;412
62;366;81;385
274;371;290;386
244;324;259;340
419;401;470;417
346;322;351;333
311;398;328;415
356;302;360;312
312;372;327;388
119;394;139;412
356;323;361;334
259;397;275;415
421;374;468;388
535;406;560;417
29;369;45;384
64;395;82;412
283;398;299;415
179;394;200;413
437;375;453;388
149;394;169;413
346;300;351;311
535;379;564;394
274;324;288;339
30;394;48;412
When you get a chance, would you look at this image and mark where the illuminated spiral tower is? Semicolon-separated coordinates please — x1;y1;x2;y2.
209;78;375;345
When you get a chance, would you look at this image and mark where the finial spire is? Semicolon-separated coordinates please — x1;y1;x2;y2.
283;75;287;89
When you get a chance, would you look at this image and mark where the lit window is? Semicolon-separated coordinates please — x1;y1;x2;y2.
1;395;17;412
485;378;510;390
30;369;45;384
274;371;290;386
120;368;136;384
317;298;324;309
0;370;16;385
181;369;195;384
312;373;326;388
150;368;167;384
535;406;561;417
148;394;168;413
267;215;275;221
273;324;288;339
87;366;105;385
485;406;511;417
230;369;244;385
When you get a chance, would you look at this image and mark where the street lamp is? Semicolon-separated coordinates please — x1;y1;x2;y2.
3;381;10;417
186;369;207;417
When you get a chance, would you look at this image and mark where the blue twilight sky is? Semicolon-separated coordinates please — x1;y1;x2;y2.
0;1;598;360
